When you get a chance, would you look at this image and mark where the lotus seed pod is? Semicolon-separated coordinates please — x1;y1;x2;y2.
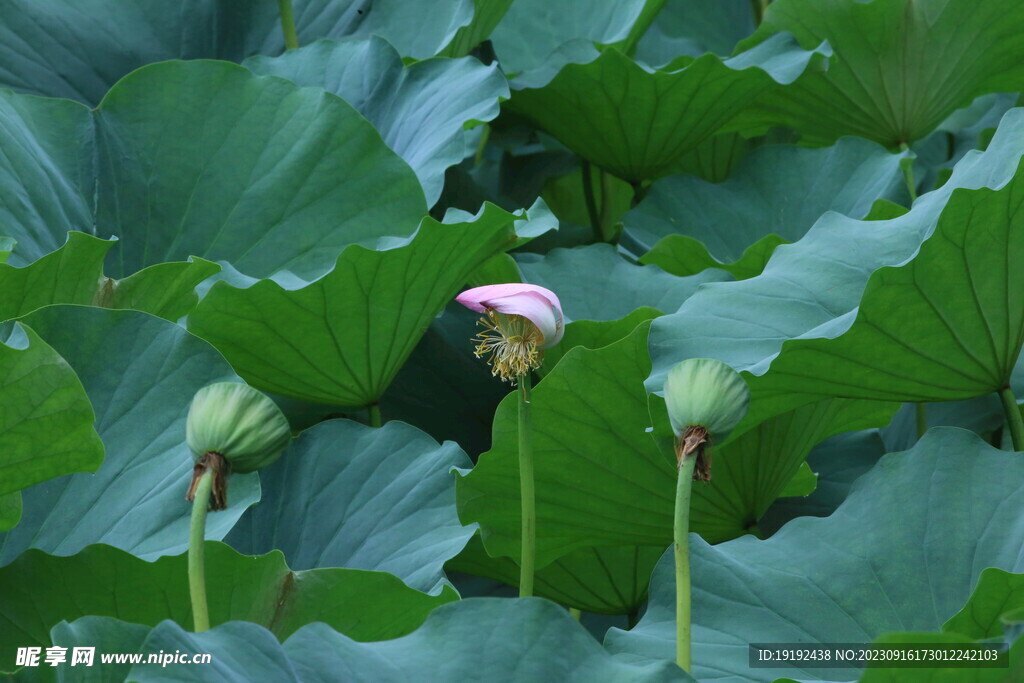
186;382;291;474
663;358;750;441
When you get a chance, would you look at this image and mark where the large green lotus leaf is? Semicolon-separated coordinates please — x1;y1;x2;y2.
46;618;284;682
95;60;425;280
0;232;218;323
0;323;102;498
0;543;455;670
449;534;664;616
622;137;909;264
439;0;515;57
49;600;689;682
226;419;474;594
490;0;647;77
457;322;890;567
646;108;1024;424
0;0;473;103
641;234;789;280
96;257;221;323
244;37;508;206
506;34;830;182
0;306;258;564
778;461;817;499
605;428;1024;681
540;307;662;373
732;152;1024;414
0;1;274;103
944;568;1024;641
283;598;687;681
667;131;750;184
0;92;94;266
515;244;729;322
646;388;892;539
763;395;1002;536
286;0;475;62
732;0;1024;147
0;60;427;280
635;0;755;66
680;397;896;543
187;203;522;407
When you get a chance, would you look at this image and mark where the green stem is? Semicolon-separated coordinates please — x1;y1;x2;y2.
368;403;382;428
598;169;616;242
999;386;1024;451
629;180;648;208
188;469;213;632
518;374;536;597
915;403;927;439
900;143;917;202
581;161;604;243
674;453;697;672
569;607;582;621
619;0;670;57
750;0;770;25
277;0;299;51
473;123;491;167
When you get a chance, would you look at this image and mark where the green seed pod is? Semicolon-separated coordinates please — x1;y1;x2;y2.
186;382;291;473
663;358;749;441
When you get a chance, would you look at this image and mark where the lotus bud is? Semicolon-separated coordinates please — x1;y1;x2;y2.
184;382;291;510
663;358;749;481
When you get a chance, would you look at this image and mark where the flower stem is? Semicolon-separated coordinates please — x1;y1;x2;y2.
674;451;697;672
518;373;536;597
915;403;927;439
581;161;604;243
750;0;770;25
599;169;617;242
368;403;382;428
473;123;491;167
277;0;299;50
188;469;213;632
999;386;1024;451
900;143;917;202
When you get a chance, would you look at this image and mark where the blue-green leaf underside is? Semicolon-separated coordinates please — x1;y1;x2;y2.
227;419;475;594
0;60;426;281
607;428;1024;681
0;306;258;564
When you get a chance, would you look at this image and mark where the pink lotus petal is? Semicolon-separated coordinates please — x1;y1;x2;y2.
456;283;564;348
456;283;562;315
486;291;564;349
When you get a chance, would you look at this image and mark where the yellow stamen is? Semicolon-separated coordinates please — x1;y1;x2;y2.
472;310;544;383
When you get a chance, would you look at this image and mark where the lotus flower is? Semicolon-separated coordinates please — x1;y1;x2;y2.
456;284;564;383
